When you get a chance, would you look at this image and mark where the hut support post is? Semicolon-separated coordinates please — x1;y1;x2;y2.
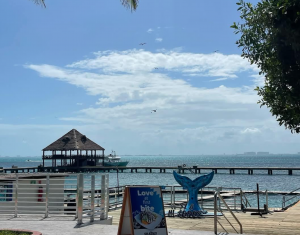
102;150;104;166
42;152;44;167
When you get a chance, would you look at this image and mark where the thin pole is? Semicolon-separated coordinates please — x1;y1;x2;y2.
90;175;95;222
14;174;18;218
214;192;217;234
77;174;84;224
257;183;261;217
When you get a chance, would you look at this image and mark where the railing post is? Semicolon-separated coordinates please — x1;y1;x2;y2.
77;173;84;224
240;189;243;210
115;187;117;210
282;195;285;209
45;174;50;218
234;189;236;210
214;192;217;235
14;174;18;218
266;190;268;212
90;175;95;223
105;174;109;219
201;188;203;209
171;186;175;207
100;174;108;220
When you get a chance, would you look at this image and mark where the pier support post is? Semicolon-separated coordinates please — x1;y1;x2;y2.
131;169;133;173
268;170;273;175
289;169;292;175
213;169;218;174
135;169;137;173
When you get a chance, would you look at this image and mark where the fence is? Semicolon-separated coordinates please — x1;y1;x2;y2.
214;191;243;234
282;187;300;210
0;173;109;224
161;185;245;211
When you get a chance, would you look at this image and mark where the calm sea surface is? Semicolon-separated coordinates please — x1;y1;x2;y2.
1;154;299;208
1;154;299;192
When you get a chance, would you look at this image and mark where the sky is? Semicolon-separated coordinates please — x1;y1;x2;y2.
0;0;300;156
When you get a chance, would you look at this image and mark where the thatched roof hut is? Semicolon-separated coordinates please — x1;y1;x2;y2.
43;129;104;151
42;129;105;168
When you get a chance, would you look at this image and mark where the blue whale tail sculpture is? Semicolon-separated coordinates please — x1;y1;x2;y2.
173;170;214;212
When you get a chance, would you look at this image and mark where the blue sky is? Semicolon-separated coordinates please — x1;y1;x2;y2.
1;0;299;156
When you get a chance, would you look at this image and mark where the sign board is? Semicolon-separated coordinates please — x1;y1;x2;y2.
118;186;168;235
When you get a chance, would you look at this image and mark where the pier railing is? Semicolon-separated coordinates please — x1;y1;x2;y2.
0;173;110;224
214;190;243;234
282;187;300;210
161;185;245;211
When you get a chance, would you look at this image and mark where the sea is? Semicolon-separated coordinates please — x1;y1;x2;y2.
1;154;300;208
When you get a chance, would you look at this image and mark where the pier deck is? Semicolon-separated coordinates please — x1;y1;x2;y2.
2;165;300;175
108;201;300;235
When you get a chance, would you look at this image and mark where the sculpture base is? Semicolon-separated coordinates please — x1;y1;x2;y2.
165;210;222;217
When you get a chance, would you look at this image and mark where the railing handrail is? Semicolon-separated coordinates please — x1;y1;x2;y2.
284;187;300;197
282;187;300;209
214;191;243;234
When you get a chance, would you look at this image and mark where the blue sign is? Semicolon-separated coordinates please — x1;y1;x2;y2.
129;187;167;235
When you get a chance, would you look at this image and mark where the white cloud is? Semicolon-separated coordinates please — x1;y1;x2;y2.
241;128;261;134
155;38;163;42
23;49;300;154
147;28;153;33
65;49;257;78
210;77;228;82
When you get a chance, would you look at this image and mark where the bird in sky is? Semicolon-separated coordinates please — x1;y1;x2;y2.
214;50;219;53
139;43;146;45
151;109;157;113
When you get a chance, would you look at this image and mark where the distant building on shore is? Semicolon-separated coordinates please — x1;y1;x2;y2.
257;152;270;155
243;152;256;155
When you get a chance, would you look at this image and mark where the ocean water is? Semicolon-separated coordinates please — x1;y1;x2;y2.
1;154;299;208
1;154;299;192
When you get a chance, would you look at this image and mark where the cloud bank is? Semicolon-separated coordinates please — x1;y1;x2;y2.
23;49;300;154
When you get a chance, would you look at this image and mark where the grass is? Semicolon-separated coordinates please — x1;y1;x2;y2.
0;231;32;235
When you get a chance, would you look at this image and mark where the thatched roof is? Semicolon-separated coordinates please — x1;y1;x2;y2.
43;129;105;151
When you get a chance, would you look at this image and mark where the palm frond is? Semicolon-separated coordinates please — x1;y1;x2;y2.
121;0;138;11
30;0;46;8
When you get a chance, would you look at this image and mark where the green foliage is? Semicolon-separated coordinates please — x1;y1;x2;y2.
121;0;139;11
29;0;139;11
0;231;31;235
29;0;46;8
232;0;300;133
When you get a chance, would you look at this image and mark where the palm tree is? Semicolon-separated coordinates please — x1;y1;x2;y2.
30;0;139;11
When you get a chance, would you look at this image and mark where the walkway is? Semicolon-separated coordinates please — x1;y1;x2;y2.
0;202;299;235
108;201;300;235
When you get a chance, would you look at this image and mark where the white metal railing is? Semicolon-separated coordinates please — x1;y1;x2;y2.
0;173;109;224
161;185;244;211
214;191;243;234
282;187;300;210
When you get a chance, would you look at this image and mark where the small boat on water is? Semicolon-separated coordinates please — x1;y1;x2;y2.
103;151;129;167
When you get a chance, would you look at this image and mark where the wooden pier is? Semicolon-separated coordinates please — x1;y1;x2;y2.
1;165;300;175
